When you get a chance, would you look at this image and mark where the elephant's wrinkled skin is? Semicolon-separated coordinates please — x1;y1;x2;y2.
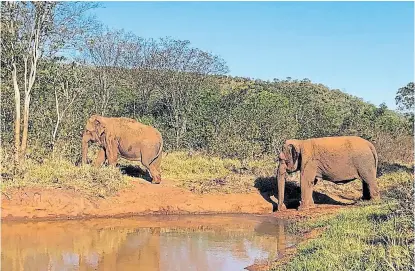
81;115;163;184
276;136;379;211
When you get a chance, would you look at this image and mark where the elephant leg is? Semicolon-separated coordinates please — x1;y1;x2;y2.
148;155;162;184
142;152;162;184
359;169;380;200
276;161;287;211
298;165;317;211
94;149;106;167
106;144;119;167
362;182;371;200
107;153;118;166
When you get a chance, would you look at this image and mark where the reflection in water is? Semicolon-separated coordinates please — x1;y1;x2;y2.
2;215;298;271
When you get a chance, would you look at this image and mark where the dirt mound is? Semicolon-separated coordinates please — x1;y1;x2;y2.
1;179;269;221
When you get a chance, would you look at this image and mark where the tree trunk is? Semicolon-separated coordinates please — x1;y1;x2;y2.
20;93;31;160
12;63;21;164
175;129;180;150
52;86;60;149
20;9;41;161
179;115;187;148
52;117;60;150
81;132;91;164
100;71;109;116
174;110;180;149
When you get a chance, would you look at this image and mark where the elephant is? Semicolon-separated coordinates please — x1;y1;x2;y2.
276;136;379;211
81;115;163;184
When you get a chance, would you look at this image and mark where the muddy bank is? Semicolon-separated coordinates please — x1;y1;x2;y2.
1;178;347;222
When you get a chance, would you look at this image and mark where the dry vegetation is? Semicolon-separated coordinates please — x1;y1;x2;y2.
1;150;130;198
1;149;277;196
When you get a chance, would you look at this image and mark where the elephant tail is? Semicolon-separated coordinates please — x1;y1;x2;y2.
150;140;163;165
369;143;378;175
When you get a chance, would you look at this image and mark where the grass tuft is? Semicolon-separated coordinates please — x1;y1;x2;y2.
2;157;130;197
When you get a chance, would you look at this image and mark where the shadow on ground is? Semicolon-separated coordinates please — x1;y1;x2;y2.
254;176;351;212
119;165;153;182
377;162;413;177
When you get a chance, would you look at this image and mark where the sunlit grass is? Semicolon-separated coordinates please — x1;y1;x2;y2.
162;151;276;193
272;166;414;271
2;150;277;196
2;157;131;198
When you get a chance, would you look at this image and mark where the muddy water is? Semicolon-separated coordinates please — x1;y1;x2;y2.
1;215;299;271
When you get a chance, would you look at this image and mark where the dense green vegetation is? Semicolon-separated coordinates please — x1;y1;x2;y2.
2;67;414;162
1;3;413;169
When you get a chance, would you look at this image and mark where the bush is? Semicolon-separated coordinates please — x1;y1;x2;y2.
374;132;413;164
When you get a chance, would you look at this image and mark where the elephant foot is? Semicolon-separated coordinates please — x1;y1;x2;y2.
152;178;161;184
298;201;315;211
277;203;287;212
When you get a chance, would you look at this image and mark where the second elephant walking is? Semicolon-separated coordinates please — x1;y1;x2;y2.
276;136;380;211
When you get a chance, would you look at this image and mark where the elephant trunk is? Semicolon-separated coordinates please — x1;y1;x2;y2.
276;160;287;211
81;131;90;165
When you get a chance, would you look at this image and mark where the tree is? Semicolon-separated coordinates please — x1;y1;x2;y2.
119;38;160;117
396;82;414;128
150;38;228;149
50;62;89;149
81;28;137;116
396;82;414;113
1;1;97;164
232;89;297;158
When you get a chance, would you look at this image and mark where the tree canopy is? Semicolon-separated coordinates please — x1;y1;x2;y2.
1;2;413;164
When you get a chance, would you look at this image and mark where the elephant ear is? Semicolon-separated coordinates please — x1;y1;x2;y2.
93;116;106;137
284;140;301;165
290;144;299;164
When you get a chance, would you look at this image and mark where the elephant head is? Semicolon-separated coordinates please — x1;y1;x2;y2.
81;115;107;165
276;139;301;211
280;140;301;172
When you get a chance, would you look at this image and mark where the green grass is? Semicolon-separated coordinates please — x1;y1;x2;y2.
273;168;414;271
1;156;131;198
1;150;276;196
162;151;276;193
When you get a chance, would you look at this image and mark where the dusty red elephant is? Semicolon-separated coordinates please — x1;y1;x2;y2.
276;136;380;211
81;115;163;184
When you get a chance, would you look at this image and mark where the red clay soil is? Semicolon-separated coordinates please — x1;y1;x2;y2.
1;178;346;222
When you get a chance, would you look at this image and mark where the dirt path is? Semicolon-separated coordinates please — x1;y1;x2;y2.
1;178;350;222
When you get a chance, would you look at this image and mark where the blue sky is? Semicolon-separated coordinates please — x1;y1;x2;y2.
91;1;414;109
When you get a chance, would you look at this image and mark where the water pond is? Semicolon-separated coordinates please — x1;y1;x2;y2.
2;214;299;271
